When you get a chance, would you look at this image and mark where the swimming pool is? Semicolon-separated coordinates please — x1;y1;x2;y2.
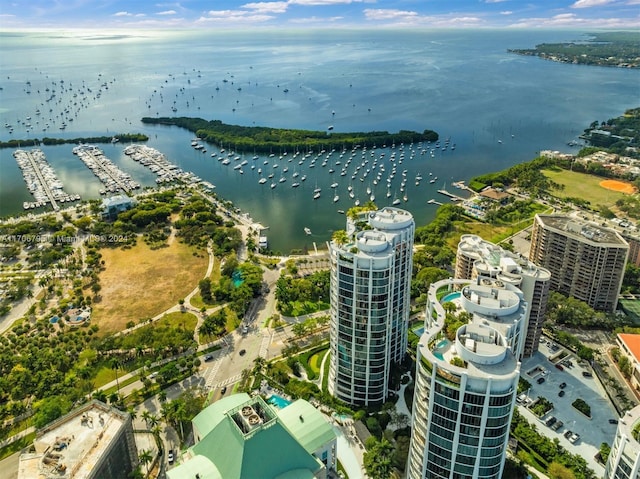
413;326;425;336
267;394;291;409
442;292;461;303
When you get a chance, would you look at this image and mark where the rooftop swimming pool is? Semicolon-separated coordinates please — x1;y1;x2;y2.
267;394;291;409
442;292;461;303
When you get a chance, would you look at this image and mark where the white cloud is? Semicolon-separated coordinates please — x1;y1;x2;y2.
500;10;513;15
508;12;640;28
113;11;133;17
364;8;418;21
291;0;374;5
485;0;508;3
243;2;289;13
289;15;344;23
157;10;177;15
571;0;615;8
197;10;275;24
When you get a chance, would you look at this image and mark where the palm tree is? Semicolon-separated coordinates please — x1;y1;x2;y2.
110;357;122;395
331;229;349;246
138;449;153;476
141;410;153;428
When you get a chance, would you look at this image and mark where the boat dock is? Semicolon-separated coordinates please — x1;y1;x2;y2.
124;144;196;184
437;188;465;202
427;199;443;205
73;144;140;194
13;149;80;210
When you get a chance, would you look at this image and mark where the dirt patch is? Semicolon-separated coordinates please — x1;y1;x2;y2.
600;179;637;194
93;239;207;335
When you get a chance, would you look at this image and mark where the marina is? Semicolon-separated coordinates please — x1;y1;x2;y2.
72;144;141;195
124;144;202;185
13;149;79;210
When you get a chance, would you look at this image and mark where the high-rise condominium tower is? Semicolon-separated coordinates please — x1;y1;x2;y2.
407;278;520;479
529;214;628;312
328;207;414;406
456;234;551;358
605;405;640;479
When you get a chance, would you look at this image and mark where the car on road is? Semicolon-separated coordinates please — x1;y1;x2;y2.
239;349;246;356
168;450;174;465
559;382;567;389
242;325;248;335
221;386;227;395
537;377;546;384
204;354;213;362
558;390;565;397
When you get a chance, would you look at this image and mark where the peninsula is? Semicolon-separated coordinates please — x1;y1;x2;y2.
141;117;439;153
0;133;149;149
508;31;640;69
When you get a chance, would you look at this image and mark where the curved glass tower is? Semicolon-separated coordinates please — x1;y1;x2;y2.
328;207;414;406
605;405;640;479
407;279;520;479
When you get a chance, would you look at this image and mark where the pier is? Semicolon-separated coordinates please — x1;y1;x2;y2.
123;144;201;185
73;144;140;195
13;149;80;211
427;199;443;206
437;188;465;202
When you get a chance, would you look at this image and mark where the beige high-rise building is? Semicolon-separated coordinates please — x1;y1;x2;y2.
455;234;551;358
18;400;138;479
529;214;628;312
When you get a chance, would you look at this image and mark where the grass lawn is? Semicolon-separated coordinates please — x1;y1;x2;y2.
285;300;330;317
93;239;207;335
190;257;222;309
543;169;630;208
309;347;329;375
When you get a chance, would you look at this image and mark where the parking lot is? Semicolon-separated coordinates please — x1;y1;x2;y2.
518;339;618;476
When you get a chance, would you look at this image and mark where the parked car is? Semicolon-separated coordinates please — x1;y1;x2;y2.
221;386;227;395
204;354;214;362
168;450;174;465
559;382;567;389
558;390;565;397
609;418;619;424
537;377;546;384
239;349;246;356
582;371;593;378
551;420;563;431
564;429;573;439
555;363;564;371
569;433;580;444
545;416;557;427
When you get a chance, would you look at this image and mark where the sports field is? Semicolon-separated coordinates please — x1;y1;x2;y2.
93;239;208;335
543;169;635;208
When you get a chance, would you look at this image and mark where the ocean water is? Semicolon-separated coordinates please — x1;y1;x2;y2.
0;29;637;252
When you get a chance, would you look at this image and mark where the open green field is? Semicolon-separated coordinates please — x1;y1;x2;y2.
93;239;207;335
542;169;630;208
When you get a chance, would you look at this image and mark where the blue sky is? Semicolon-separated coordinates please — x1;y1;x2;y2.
0;0;638;29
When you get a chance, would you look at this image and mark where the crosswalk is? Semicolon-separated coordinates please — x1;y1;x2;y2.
213;374;242;389
203;349;227;389
259;330;272;358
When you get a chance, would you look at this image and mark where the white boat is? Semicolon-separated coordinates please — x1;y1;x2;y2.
271;182;276;189
313;192;321;199
304;227;312;235
333;194;339;203
392;198;401;205
259;178;267;184
331;182;338;188
292;182;300;188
